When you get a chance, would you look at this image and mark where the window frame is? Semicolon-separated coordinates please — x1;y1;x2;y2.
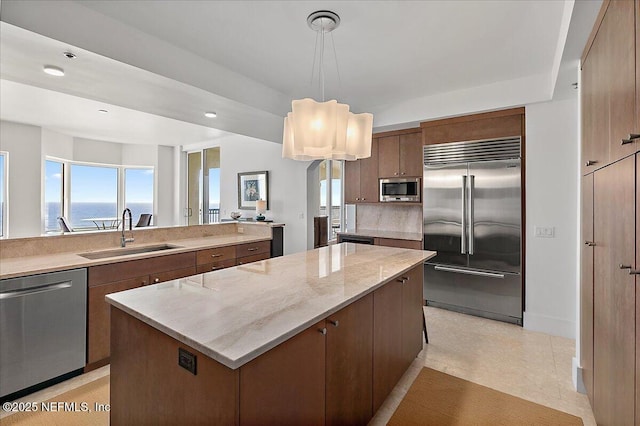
43;156;154;234
0;151;8;238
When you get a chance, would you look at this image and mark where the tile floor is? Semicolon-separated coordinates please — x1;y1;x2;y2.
370;306;596;425
1;307;596;425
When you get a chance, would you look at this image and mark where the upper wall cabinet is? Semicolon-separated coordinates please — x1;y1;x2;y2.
378;132;423;178
582;0;639;175
344;138;379;204
421;108;524;146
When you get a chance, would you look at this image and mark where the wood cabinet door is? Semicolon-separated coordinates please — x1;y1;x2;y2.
635;151;640;425
325;293;373;426
372;278;403;412
376;238;423;250
150;266;196;284
593;156;636;425
240;320;326;426
580;173;594;403
581;20;609;175
344;159;361;203
87;275;148;365
606;0;637;160
401;265;424;366
378;135;400;178
359;138;379;203
399;132;423;177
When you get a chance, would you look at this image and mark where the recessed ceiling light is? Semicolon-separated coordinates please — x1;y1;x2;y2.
204;111;217;118
98;109;108;114
63;51;77;59
43;65;65;77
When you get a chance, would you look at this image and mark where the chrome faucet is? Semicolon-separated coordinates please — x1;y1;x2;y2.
121;208;135;247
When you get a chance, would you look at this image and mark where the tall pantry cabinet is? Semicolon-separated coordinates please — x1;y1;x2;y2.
580;1;639;425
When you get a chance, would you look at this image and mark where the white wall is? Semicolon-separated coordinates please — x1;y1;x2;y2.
0;121;41;238
202;134;310;255
0;120;176;237
524;96;579;339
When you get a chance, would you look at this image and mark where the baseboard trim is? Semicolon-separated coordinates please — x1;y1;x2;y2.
573;357;586;394
523;311;575;339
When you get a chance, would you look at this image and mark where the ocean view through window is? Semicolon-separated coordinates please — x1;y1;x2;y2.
44;158;154;233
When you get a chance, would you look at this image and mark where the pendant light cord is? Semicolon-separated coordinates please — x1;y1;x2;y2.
320;18;326;102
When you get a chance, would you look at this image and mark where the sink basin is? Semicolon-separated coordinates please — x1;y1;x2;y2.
78;244;183;260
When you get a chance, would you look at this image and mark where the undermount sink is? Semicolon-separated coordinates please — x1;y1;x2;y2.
78;244;183;260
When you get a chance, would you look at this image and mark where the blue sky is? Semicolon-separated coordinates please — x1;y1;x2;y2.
45;161;153;203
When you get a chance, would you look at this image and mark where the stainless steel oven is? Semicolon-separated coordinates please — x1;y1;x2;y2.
379;177;420;202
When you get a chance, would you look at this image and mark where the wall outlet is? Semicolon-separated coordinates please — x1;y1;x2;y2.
237;227;244;234
534;226;555;238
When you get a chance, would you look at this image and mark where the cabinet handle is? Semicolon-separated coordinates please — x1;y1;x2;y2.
400;172;406;175
153;278;160;283
362;198;365;201
629;270;640;275
319;327;327;335
585;160;597;167
329;320;339;327
397;277;407;284
621;133;640;144
355;197;360;201
211;266;219;271
394;172;399;176
584;241;596;247
211;254;222;258
247;248;258;252
619;264;632;270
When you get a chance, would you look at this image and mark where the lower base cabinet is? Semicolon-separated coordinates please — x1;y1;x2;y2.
110;265;424;425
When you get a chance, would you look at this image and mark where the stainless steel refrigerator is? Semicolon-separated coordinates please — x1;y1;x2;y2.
422;137;522;324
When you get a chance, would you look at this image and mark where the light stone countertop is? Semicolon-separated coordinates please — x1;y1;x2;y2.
337;229;423;241
106;243;436;369
0;234;271;280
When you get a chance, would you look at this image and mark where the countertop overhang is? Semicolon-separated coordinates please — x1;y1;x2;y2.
106;243;436;370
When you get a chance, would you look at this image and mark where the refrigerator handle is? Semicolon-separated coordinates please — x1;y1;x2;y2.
461;175;467;254
468;175;475;255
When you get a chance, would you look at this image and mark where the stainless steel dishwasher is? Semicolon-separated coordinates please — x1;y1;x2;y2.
0;268;87;399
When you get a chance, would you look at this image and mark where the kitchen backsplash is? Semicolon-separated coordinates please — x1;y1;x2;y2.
355;204;422;233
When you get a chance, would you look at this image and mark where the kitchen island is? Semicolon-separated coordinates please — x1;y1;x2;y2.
106;243;435;425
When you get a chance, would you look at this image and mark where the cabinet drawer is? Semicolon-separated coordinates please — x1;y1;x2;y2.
196;245;236;265
89;252;196;286
237;252;270;265
235;240;270;258
150;266;197;284
196;259;237;274
375;238;422;250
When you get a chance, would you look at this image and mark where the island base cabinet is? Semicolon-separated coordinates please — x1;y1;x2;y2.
373;265;424;412
109;307;239;426
325;293;373;426
239;320;326;426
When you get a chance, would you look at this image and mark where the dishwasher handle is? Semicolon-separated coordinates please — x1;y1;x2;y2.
0;281;73;300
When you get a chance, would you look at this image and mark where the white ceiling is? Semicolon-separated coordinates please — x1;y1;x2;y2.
0;0;602;146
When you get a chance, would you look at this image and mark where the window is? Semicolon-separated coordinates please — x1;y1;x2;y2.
0;152;7;237
44;160;63;232
125;168;154;226
43;158;154;233
319;160;343;241
70;164;118;229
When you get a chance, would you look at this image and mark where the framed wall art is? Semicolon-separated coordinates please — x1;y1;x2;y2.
237;170;269;210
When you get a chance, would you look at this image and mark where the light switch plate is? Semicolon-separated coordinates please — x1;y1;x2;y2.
534;226;555;238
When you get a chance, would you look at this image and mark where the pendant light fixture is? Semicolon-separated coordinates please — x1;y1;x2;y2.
282;11;373;161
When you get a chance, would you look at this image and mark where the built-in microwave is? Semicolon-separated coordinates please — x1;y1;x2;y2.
379;177;421;202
